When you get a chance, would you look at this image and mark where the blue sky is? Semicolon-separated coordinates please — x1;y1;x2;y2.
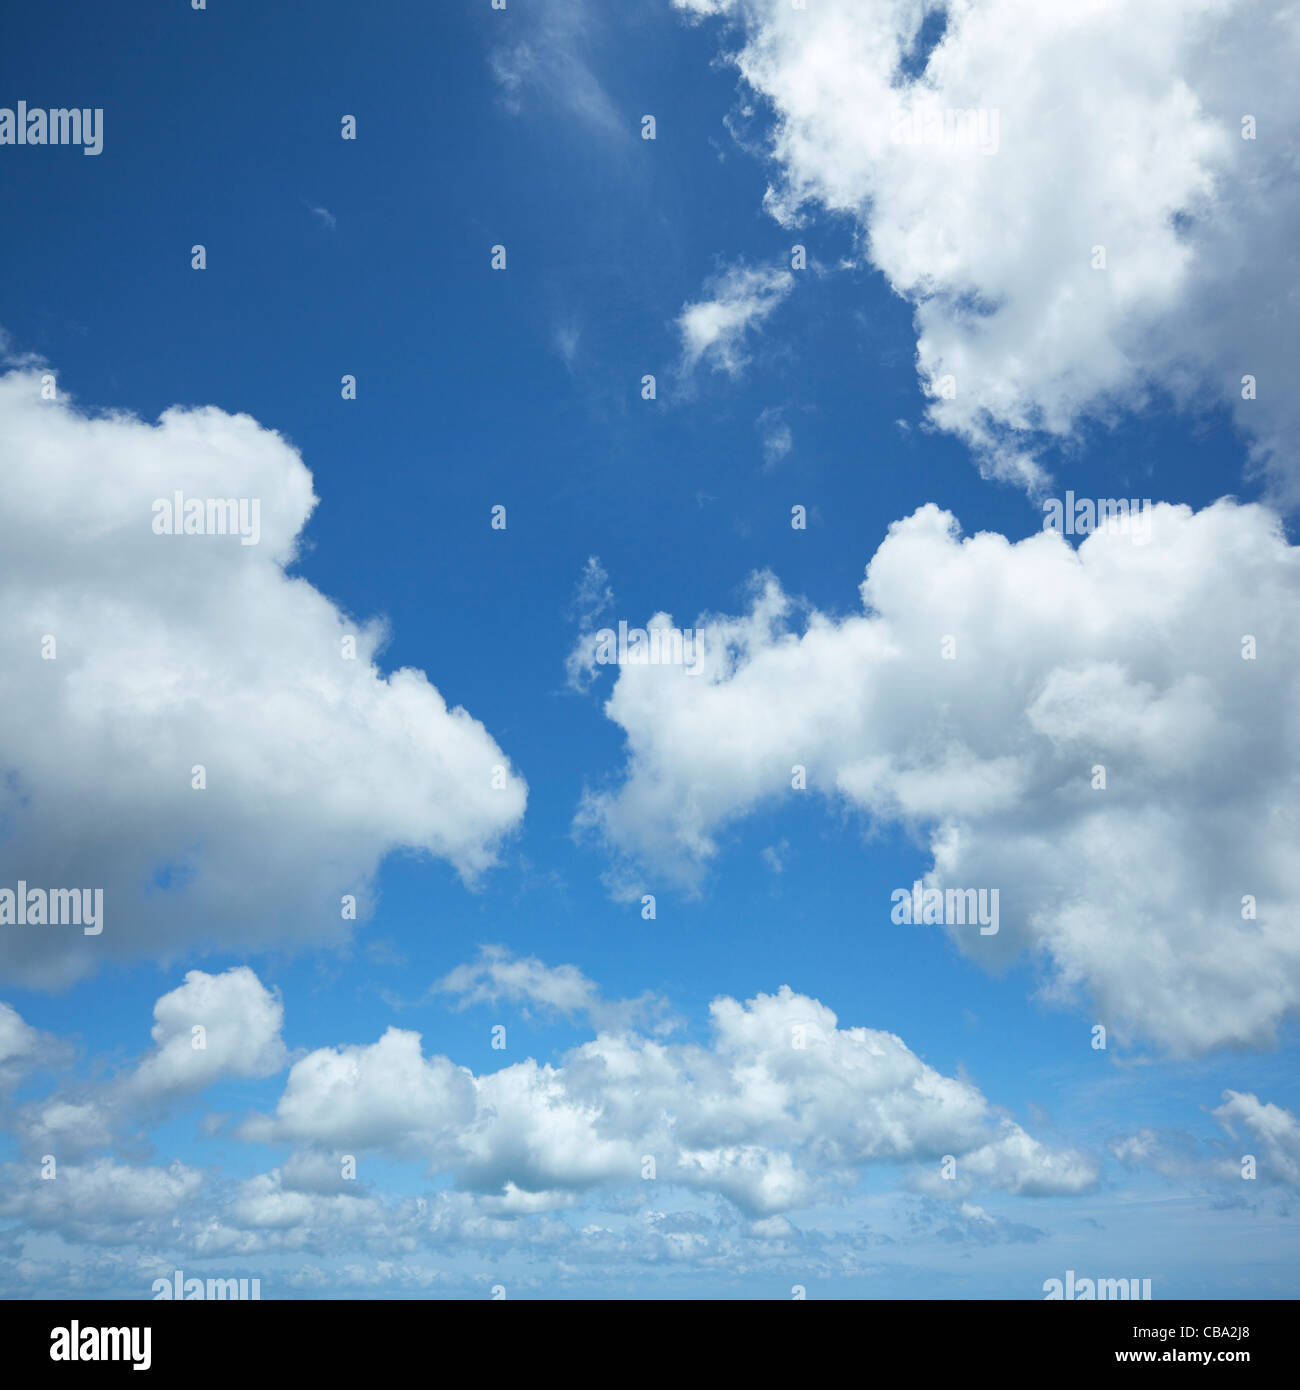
0;0;1297;1299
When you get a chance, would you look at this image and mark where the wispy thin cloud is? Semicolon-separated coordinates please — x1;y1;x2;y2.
490;0;624;139
553;320;581;371
434;945;678;1035
757;406;793;470
564;555;614;692
678;264;794;378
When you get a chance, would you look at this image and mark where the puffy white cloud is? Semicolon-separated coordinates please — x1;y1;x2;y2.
674;0;1300;497
24;962;1276;1293
0;367;526;986
8;968;286;1158
125;967;287;1105
0;1158;202;1244
935;1122;1099;1198
248;977;1095;1213
226;1173;375;1233
577;500;1300;1055
0;1001;42;1091
178;1180;576;1265
242;1026;476;1154
459;1056;646;1196
477;1182;579;1216
678;264;795;377
1213;1091;1300;1186
15;1099;115;1161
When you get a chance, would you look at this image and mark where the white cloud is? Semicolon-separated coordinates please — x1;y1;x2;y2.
124;967;287;1105
553;320;582;370
248;976;1095;1214
756;406;793;469
0;1002;42;1092
242;1026;476;1154
226;1172;376;1233
1110;1091;1300;1188
16;1099;114;1161
435;944;675;1034
1213;1091;1300;1186
278;1148;362;1196
937;1122;1100;1198
576;499;1300;1056
565;556;615;692
678;264;795;377
478;1181;579;1216
675;0;1300;497
32;965;1292;1290
1111;1130;1159;1165
490;0;624;138
760;839;788;873
438;946;602;1017
0;367;526;985
0;1158;202;1242
8;968;287;1158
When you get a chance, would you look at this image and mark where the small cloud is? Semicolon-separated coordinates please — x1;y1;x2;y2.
553;321;581;371
757;407;793;470
490;43;536;115
434;945;677;1035
565;556;615;692
1213;1092;1300;1186
489;0;623;139
1110;1130;1158;1164
678;264;794;379
761;840;789;873
0;327;47;370
310;206;337;230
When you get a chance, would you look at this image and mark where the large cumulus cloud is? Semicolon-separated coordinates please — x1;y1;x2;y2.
575;499;1300;1055
675;0;1300;498
0;367;526;985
